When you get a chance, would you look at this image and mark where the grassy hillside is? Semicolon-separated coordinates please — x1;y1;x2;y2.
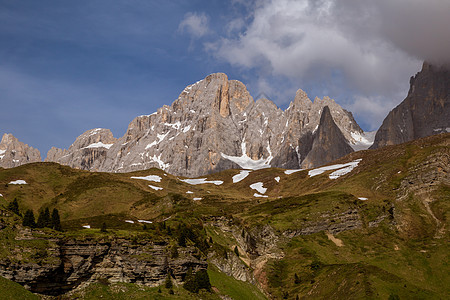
0;276;39;300
0;133;448;299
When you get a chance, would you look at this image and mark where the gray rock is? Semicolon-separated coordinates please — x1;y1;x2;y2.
45;128;117;171
46;73;365;176
371;62;450;149
301;106;354;168
0;133;41;168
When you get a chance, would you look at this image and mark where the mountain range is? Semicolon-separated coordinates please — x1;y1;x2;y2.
0;61;449;299
1;62;449;178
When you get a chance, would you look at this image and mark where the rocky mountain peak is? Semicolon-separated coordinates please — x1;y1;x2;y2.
45;128;117;171
291;89;312;109
69;128;116;150
371;61;450;149
0;133;41;168
301;106;354;169
45;73;369;177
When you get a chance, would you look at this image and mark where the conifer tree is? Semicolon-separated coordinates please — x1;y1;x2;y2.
51;208;62;231
101;222;107;232
195;269;211;292
36;207;51;228
7;198;20;216
178;231;186;247
170;245;179;258
43;207;51;227
165;273;173;289
36;210;45;228
183;267;198;293
22;209;36;228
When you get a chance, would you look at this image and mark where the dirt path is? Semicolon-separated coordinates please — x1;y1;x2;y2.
326;232;344;247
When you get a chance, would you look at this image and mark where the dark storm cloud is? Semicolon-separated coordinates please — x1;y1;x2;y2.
209;0;449;129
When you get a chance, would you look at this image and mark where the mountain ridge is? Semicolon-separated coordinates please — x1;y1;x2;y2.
43;73;366;177
371;61;450;148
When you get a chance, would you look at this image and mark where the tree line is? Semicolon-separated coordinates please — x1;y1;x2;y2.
7;198;62;231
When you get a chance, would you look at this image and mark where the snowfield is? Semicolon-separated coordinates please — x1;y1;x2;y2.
180;178;223;185
9;180;27;185
232;170;251;183
130;175;162;182
308;159;362;179
193;197;202;201
274;176;280;182
221;141;273;170
250;182;267;194
82;225;91;229
254;193;268;198
148;185;163;190
350;131;376;151
284;169;303;175
85;142;114;149
186;191;194;194
358;197;368;201
138;220;152;224
125;220;134;224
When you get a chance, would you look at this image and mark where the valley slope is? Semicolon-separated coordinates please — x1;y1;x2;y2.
0;133;448;299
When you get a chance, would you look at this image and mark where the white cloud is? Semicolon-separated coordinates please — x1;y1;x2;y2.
178;12;210;38
209;0;449;129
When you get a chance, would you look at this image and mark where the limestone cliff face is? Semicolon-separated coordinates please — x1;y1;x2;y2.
45;128;117;171
0;133;41;168
46;73;364;176
301;106;355;169
0;232;206;296
371;62;450;149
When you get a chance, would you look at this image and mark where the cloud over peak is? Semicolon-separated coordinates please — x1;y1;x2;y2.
178;12;210;38
206;0;450;130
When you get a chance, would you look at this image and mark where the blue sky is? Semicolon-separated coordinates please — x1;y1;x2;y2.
1;0;449;156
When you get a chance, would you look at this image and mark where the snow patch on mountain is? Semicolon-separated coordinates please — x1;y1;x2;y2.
149;154;170;171
146;132;169;149
148;185;163;190
250;182;267;194
180;178;223;185
232;170;251;183
85;142;113;149
221;141;272;170
9;180;27;185
130;175;162;182
254;193;268;198
308;159;362;178
350;131;376;151
164;121;181;130
284;169;303;175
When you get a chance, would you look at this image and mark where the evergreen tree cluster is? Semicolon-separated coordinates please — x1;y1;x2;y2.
7;198;20;216
176;222;209;252
22;207;62;231
183;268;211;293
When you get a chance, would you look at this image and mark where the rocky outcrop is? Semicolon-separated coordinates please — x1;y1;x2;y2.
46;73;366;177
0;233;206;296
45;128;117;171
0;133;41;168
371;62;450;149
301;106;354;169
283;209;363;238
